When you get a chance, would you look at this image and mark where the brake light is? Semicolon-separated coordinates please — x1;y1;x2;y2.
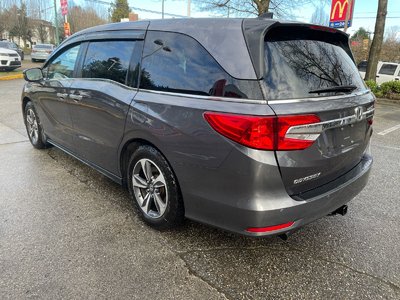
246;221;294;233
203;112;320;151
309;25;337;33
277;115;321;150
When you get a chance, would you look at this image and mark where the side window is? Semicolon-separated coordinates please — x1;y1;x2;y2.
378;64;397;76
47;44;80;79
82;40;136;85
139;31;259;99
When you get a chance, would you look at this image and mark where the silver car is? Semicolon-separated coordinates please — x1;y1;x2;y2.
22;18;374;238
31;43;55;62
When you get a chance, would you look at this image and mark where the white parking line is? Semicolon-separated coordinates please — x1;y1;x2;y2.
377;124;400;136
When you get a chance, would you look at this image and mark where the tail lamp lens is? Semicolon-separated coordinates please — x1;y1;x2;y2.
204;112;320;151
246;221;295;233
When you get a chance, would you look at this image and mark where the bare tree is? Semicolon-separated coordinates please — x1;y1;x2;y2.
310;4;329;25
69;6;107;34
365;0;388;81
196;0;326;18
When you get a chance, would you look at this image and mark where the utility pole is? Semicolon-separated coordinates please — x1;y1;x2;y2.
343;0;353;32
53;0;59;45
162;0;164;19
365;0;388;81
187;0;191;17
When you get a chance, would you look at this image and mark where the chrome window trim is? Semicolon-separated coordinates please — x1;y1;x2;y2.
138;89;267;104
285;107;375;141
137;89;372;105
267;90;371;104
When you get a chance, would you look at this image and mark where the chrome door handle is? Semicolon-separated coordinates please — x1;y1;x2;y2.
56;92;68;99
70;94;83;101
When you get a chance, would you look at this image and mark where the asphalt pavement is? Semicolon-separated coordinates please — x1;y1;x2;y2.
0;79;399;299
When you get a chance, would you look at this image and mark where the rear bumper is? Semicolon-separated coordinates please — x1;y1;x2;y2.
31;53;49;60
184;153;372;237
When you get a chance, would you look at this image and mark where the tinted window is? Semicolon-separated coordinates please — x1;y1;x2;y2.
263;27;365;100
82;41;135;85
358;61;367;72
378;64;397;75
139;31;262;99
47;44;80;79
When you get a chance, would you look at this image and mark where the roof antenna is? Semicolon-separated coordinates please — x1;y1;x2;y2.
258;12;273;19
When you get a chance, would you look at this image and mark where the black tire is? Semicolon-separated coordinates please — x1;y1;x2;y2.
127;145;184;229
24;101;47;149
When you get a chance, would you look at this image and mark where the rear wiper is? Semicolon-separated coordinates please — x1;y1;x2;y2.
309;85;357;94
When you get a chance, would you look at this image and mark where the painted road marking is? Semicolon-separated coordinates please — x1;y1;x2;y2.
377;124;400;136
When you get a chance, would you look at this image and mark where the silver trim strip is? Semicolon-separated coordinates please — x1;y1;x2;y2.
285;108;375;141
138;89;267;104
137;89;372;105
267;90;371;104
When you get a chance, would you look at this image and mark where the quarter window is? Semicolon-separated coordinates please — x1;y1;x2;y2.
82;41;136;85
378;64;397;76
139;31;261;99
47;44;80;79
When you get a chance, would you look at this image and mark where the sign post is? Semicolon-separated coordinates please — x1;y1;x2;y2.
329;0;355;29
60;0;70;38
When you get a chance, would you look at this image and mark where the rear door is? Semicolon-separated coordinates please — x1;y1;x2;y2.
68;37;143;175
376;63;398;84
262;25;374;196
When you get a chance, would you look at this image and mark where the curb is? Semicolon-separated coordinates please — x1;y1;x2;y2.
376;98;400;106
0;73;23;81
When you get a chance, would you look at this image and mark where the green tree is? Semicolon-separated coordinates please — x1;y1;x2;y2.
351;27;369;41
111;0;130;22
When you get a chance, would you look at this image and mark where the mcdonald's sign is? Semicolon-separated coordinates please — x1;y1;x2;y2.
329;0;355;28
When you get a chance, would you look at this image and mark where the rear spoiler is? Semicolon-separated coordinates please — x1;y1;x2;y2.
242;19;351;80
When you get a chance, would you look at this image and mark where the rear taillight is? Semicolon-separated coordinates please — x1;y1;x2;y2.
277;115;321;150
203;112;320;151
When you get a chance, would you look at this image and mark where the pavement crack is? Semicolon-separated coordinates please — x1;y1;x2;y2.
173;244;399;294
286;244;400;293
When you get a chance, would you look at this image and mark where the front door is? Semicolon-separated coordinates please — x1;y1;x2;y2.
34;44;81;150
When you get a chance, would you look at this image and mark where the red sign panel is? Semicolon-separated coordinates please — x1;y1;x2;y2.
330;0;354;22
60;0;68;16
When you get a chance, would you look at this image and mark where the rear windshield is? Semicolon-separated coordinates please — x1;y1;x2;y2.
34;44;53;49
263;27;365;100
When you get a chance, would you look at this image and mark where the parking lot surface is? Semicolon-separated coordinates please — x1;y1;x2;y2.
0;79;399;299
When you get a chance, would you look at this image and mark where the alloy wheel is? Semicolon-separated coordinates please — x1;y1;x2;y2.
26;109;39;144
132;158;168;218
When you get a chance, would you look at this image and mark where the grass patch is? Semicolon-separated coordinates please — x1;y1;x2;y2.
0;69;23;77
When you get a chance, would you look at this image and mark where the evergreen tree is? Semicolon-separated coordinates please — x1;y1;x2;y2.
111;0;130;23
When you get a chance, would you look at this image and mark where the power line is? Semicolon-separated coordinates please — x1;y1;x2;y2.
84;0;188;18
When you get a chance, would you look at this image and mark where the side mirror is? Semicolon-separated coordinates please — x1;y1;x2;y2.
23;68;43;82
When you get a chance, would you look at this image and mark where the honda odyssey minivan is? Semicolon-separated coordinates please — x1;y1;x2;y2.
22;18;374;237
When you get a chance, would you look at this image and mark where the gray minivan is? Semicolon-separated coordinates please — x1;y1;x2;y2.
22;18;374;237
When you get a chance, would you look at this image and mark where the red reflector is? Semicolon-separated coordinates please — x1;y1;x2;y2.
309;25;337;33
204;112;320;151
246;222;294;233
